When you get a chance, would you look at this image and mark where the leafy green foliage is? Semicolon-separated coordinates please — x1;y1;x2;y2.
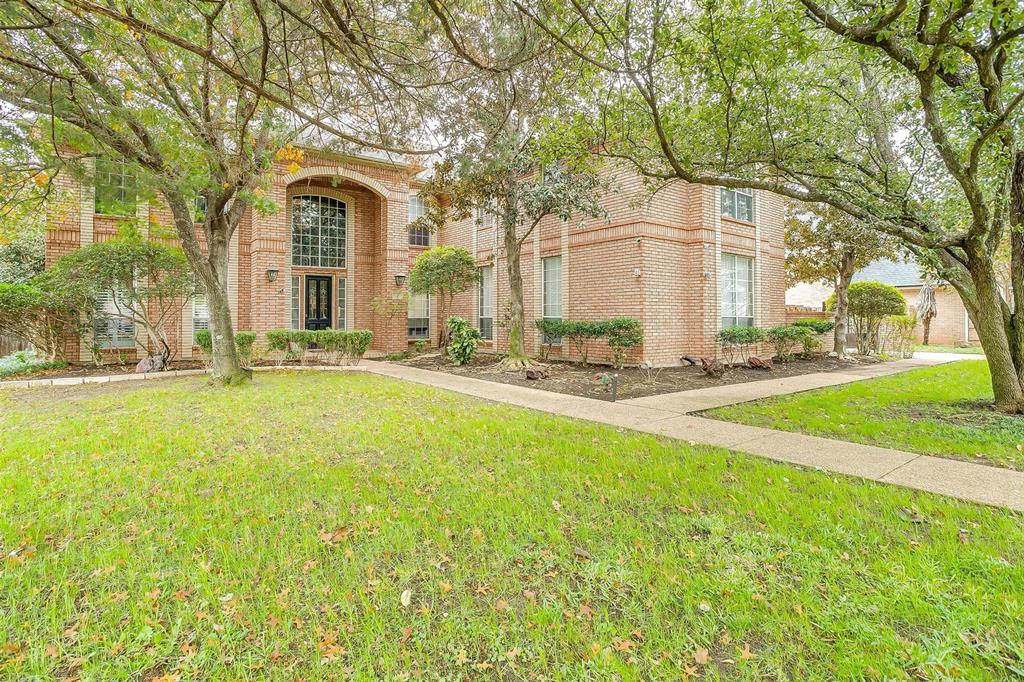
534;317;643;367
766;325;815;362
445;316;482;366
792;318;836;335
716;326;767;364
0;228;44;284
828;282;907;354
195;329;258;367
0;349;67;379
408;246;478;348
0;282;78;361
265;329;373;366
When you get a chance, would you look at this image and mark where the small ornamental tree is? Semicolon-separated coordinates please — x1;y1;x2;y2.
39;236;194;364
828;282;906;354
407;246;479;350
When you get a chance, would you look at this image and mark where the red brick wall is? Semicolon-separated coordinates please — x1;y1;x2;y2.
45;155;791;365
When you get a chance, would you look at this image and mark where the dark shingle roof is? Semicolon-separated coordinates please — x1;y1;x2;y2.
852;258;924;288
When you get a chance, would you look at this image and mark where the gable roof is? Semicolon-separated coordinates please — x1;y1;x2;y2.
853;257;924;288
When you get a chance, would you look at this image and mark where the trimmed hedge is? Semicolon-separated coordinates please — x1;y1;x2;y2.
194;329;258;367
792;318;836;334
265;329;373;365
715;325;767;364
534;317;642;368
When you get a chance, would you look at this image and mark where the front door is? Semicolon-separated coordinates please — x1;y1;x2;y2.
305;276;332;330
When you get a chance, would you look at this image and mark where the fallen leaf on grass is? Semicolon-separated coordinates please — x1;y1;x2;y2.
694;648;710;665
400;589;412;607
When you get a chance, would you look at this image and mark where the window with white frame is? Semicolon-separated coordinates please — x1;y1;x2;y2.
720;253;755;328
192;288;210;332
291;275;300;329
94;158;138;216
720;187;754;222
408;194;430;247
408;291;429;339
542;255;562;344
291;194;347;268
337;278;347;330
93;290;135;349
478;265;494;340
476;201;495;228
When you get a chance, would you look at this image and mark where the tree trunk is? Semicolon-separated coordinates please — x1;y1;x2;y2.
501;227;531;369
922;317;931;346
832;249;856;356
962;251;1024;413
165;192;248;385
205;234;247;384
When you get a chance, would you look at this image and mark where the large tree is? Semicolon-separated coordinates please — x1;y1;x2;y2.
520;0;1024;412
0;0;434;383
785;203;898;355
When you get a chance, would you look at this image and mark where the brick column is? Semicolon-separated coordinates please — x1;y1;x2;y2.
377;191;410;352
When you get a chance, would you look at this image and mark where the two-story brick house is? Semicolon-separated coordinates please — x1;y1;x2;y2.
45;146;786;366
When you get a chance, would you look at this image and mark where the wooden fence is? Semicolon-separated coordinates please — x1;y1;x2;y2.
0;334;30;357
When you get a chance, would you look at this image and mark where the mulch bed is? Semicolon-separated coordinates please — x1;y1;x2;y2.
397;352;886;401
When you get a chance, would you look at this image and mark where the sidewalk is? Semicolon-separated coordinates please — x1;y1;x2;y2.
362;360;1024;512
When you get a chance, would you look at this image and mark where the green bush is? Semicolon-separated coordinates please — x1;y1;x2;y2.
264;329;373;365
0;350;68;380
766;324;814;361
195;329;257;367
0;282;77;362
446;316;482;366
534;317;643;367
605;317;643;369
716;325;767;365
235;331;256;364
828;281;906;354
792;318;836;334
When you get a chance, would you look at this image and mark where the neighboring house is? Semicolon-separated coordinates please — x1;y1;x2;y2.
784;257;982;347
45;148;788;365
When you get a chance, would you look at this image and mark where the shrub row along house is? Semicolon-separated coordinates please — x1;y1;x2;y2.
44;147;788;366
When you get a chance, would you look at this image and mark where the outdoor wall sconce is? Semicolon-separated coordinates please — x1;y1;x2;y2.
633;268;642;278
266;268;279;282
394;273;407;287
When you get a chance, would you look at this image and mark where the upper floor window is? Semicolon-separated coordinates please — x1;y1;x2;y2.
721;253;755;328
721;187;753;223
408;194;430;247
476;202;495;228
291;195;346;268
95;158;138;216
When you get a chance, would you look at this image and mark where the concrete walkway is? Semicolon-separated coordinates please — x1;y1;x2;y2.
362;360;1024;512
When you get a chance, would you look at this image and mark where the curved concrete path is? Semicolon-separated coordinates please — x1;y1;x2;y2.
361;360;1024;512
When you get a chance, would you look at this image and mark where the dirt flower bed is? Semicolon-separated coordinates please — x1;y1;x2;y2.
397;351;886;401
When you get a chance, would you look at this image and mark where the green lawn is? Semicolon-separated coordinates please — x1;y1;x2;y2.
710;361;1024;470
913;344;986;355
1;372;1023;680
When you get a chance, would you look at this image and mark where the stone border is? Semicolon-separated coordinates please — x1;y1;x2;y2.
0;365;369;390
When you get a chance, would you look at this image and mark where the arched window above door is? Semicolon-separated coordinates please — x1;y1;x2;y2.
291;195;347;268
